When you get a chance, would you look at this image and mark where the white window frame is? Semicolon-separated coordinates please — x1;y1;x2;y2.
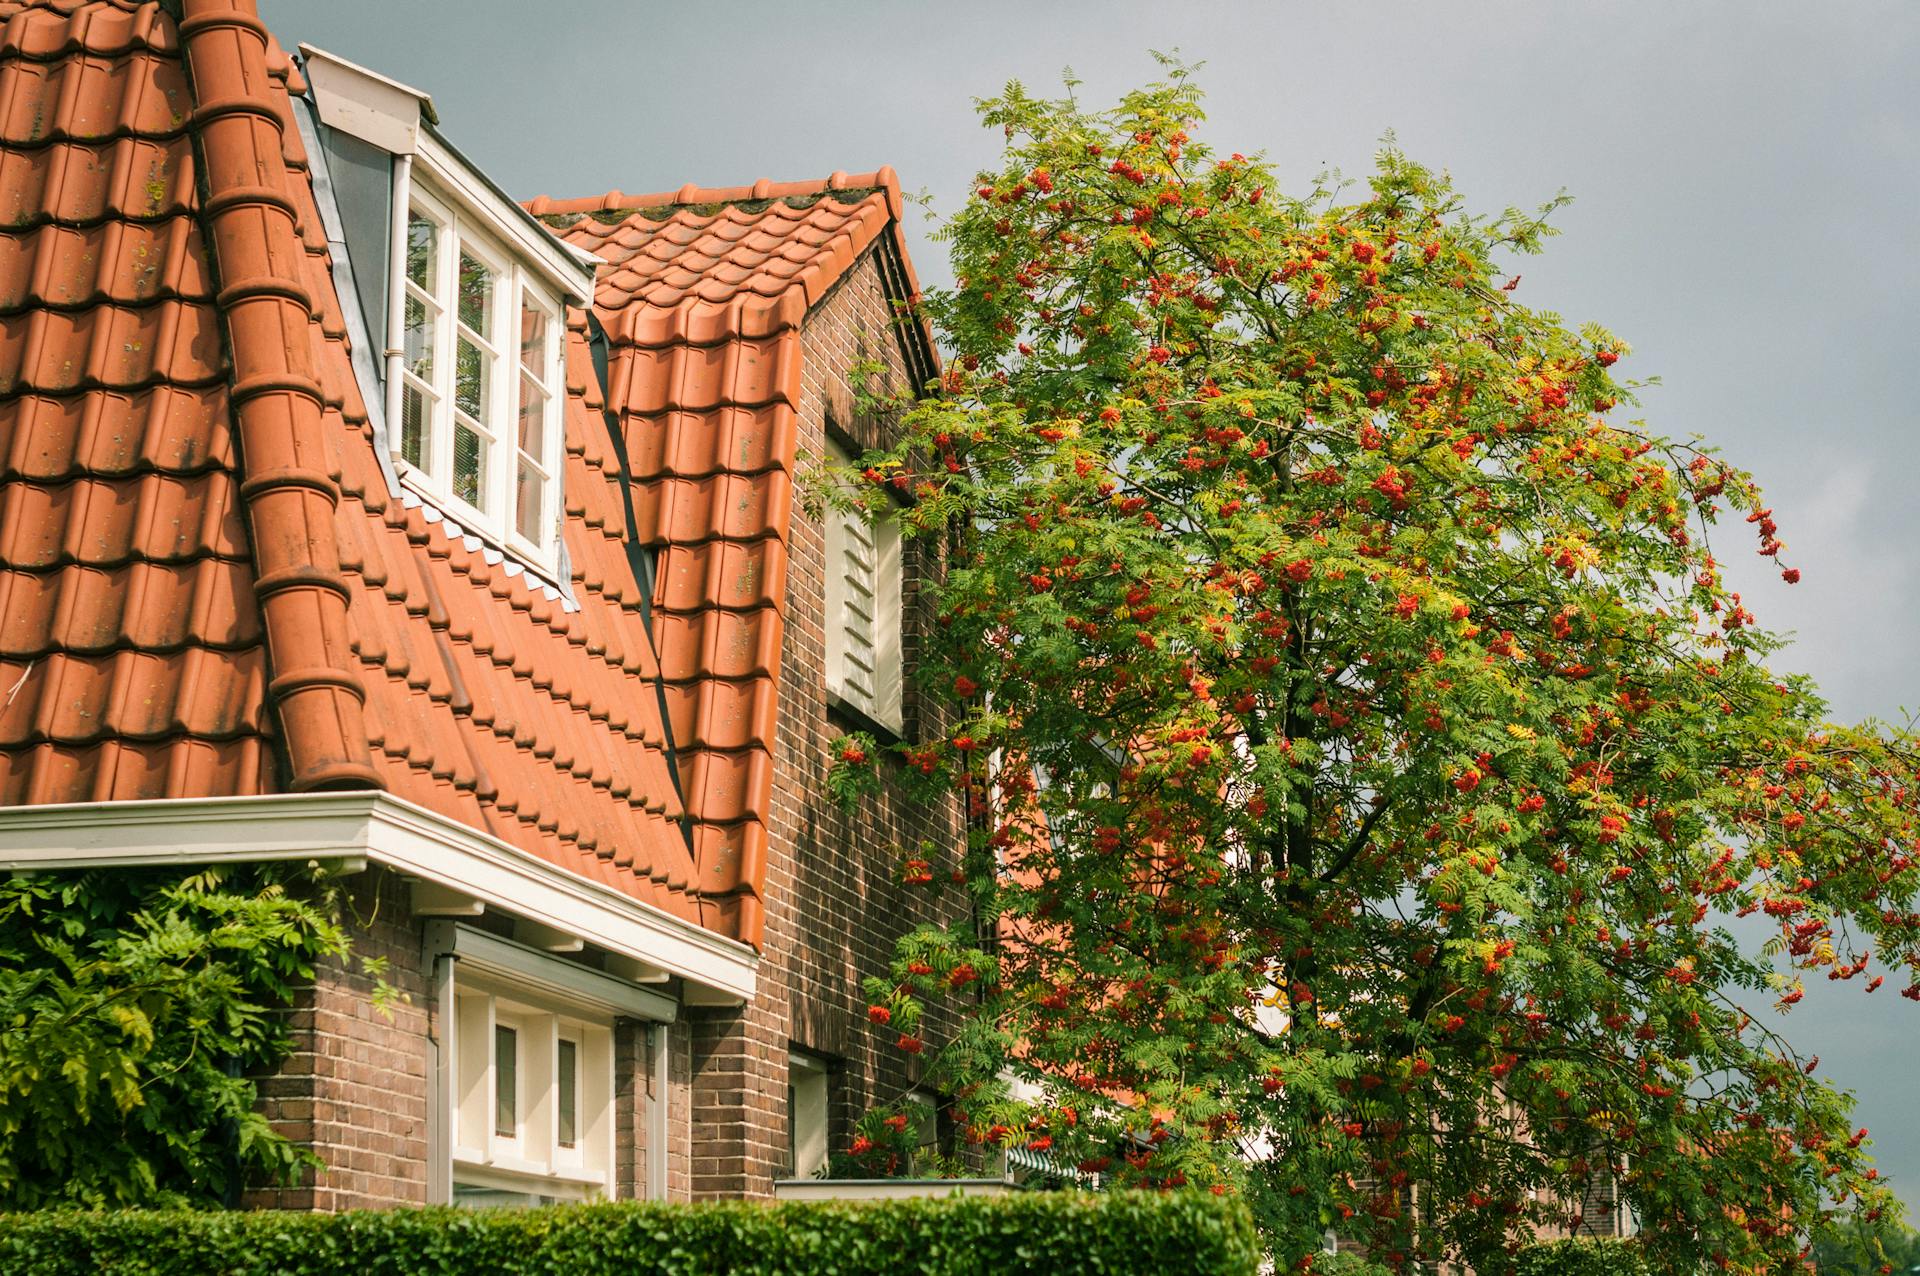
788;1052;831;1179
903;1087;940;1172
397;177;564;573
823;438;904;733
427;922;678;1206
449;979;615;1205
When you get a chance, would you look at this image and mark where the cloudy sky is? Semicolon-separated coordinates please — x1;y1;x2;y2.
262;0;1920;1212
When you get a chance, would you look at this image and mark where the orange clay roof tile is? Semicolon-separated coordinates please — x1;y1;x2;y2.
0;0;714;931
530;168;937;946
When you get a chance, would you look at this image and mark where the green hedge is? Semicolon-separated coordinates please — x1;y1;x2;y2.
0;1193;1259;1276
1512;1238;1650;1276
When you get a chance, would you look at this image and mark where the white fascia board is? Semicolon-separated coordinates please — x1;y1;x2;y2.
0;793;756;1003
298;44;434;153
427;922;677;1023
413;129;597;306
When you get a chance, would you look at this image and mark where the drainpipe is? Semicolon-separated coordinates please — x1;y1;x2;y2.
384;152;413;447
648;1022;670;1200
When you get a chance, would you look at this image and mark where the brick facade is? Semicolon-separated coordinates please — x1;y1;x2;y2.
249;868;431;1210
687;246;965;1199
250;250;958;1209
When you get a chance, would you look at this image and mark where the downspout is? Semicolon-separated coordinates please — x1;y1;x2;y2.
424;947;455;1205
648;1021;670;1200
384;152;413;448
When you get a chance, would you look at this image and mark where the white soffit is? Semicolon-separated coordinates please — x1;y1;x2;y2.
298;43;434;154
0;792;755;1003
427;921;677;1023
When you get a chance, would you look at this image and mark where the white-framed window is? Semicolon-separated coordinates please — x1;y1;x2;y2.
449;977;615;1206
903;1088;941;1171
397;179;564;571
823;438;903;732
787;1051;831;1179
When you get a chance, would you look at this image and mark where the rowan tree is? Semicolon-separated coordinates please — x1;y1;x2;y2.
829;64;1920;1275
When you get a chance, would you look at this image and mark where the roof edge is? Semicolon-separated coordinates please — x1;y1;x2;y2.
0;792;757;1001
525;166;904;220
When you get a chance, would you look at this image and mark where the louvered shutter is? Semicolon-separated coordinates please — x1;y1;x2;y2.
824;440;903;731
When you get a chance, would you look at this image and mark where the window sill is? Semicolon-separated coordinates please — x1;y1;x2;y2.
453;1149;608;1194
827;691;905;747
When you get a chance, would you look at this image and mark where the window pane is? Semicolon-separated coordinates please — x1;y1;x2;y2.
455;336;489;421
400;382;429;469
458;249;492;332
454;423;486;508
515;460;545;544
516;375;546;459
557;1038;577;1149
494;1025;517;1138
404;293;434;379
520;302;548;379
406;213;436;290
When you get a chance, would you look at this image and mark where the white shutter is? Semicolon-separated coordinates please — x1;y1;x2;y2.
837;504;880;713
823;439;903;732
869;514;903;730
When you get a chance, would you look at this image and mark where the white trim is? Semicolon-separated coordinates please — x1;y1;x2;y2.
296;45;592;305
0;792;756;1002
415;129;594;306
298;44;434;155
395;176;569;587
289;91;406;509
426;922;677;1023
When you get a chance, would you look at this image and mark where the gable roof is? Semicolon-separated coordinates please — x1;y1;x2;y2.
0;0;707;927
527;173;938;947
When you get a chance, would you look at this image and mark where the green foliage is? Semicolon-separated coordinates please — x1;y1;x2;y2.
823;1095;969;1180
1510;1239;1651;1276
1312;1253;1395;1276
826;731;883;812
0;1194;1261;1276
1812;1219;1920;1274
836;60;1920;1276
0;866;355;1208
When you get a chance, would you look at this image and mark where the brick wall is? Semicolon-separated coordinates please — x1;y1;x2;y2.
249;867;431;1210
248;247;958;1210
688;246;966;1199
612;1017;694;1200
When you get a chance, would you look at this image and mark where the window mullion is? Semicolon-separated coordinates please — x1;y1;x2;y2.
493;268;518;527
433;210;458;496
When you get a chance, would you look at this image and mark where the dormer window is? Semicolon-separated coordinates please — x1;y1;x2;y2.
295;45;598;585
398;183;562;560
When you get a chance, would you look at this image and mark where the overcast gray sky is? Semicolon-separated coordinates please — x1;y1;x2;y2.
263;0;1920;1213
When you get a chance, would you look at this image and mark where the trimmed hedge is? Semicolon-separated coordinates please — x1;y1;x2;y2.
1512;1238;1651;1276
0;1193;1259;1276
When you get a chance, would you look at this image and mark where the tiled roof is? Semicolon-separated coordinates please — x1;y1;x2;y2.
528;172;936;947
0;1;705;926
